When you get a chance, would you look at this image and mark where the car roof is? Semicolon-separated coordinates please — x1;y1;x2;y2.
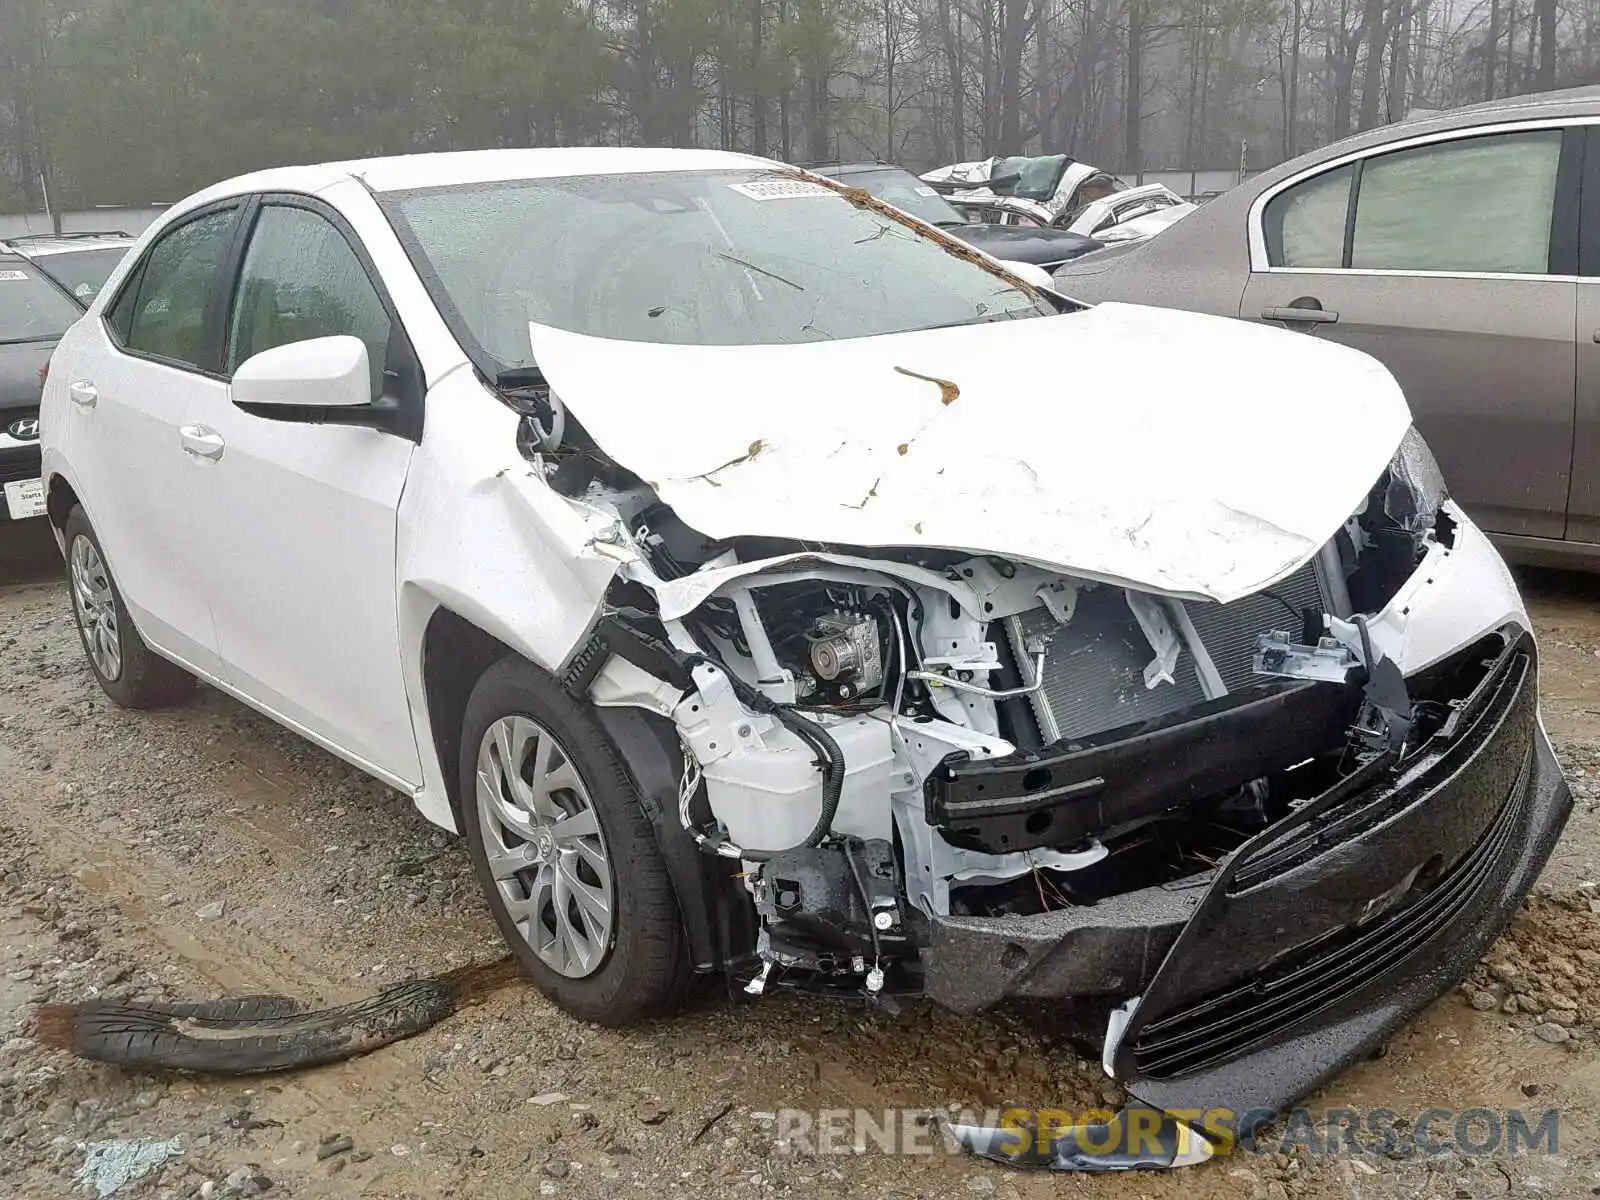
1250;84;1600;192
180;147;780;212
1;232;135;256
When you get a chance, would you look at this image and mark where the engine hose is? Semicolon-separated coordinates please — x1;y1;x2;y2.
771;706;845;849
681;654;846;856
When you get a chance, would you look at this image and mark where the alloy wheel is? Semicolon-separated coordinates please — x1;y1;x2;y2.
69;534;123;682
474;715;615;978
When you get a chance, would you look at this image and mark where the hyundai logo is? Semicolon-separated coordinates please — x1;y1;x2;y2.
5;417;39;441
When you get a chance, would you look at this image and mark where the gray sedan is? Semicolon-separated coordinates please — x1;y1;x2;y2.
1055;86;1600;568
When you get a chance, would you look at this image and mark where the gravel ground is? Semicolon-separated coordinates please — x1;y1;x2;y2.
3;519;1600;1199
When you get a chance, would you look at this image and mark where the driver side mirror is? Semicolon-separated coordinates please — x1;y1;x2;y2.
232;335;372;413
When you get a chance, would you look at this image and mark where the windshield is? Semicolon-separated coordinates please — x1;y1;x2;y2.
835;168;968;227
0;261;82;344
31;247;132;303
381;169;1054;364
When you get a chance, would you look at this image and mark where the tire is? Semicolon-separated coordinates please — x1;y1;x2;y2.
459;654;689;1025
62;506;194;709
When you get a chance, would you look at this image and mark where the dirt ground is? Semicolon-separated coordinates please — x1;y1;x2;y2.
3;517;1600;1200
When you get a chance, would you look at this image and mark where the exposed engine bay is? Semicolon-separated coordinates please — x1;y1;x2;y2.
513;383;1489;1009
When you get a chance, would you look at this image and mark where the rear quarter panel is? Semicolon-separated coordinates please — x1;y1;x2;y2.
1050;182;1259;317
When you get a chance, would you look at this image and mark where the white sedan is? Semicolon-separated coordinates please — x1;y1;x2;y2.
38;149;1567;1125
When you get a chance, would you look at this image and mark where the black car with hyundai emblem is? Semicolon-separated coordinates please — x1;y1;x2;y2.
0;249;83;523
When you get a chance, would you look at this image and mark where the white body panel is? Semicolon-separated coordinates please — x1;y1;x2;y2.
529;304;1411;604
48;318;227;677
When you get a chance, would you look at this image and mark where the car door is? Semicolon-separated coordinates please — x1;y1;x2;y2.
182;196;423;787
1239;125;1579;540
1566;125;1600;545
63;204;243;677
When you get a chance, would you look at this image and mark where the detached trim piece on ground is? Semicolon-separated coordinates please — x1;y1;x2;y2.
34;957;520;1073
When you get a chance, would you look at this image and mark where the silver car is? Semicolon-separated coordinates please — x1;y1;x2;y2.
1055;86;1600;568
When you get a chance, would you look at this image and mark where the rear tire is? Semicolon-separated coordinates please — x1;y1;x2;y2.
459;654;689;1025
62;506;193;709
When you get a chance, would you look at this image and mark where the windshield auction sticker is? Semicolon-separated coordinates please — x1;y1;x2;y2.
728;180;834;201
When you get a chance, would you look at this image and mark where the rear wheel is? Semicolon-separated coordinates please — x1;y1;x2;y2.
62;506;193;709
458;655;689;1025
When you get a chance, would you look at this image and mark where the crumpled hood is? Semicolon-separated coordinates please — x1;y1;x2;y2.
530;303;1412;604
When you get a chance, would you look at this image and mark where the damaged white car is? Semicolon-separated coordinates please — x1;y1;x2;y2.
922;154;1196;243
39;149;1570;1128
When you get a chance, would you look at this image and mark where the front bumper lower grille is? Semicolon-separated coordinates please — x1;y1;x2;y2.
924;626;1573;1118
1130;734;1528;1080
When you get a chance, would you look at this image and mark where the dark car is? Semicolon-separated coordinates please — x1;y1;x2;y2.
806;161;1104;269
1054;85;1600;569
0;250;82;521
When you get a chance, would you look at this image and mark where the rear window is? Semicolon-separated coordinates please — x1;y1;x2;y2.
0;262;82;344
32;247;133;302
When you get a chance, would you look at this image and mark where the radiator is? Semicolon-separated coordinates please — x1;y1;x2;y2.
1007;563;1328;744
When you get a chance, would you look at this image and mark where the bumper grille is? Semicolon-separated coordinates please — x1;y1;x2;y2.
0;450;41;485
1129;738;1529;1080
1008;562;1326;742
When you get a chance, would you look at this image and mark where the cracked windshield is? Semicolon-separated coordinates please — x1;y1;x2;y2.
383;170;1055;359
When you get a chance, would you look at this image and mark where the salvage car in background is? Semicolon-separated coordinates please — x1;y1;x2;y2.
1;249;83;523
806;161;1106;270
923;154;1196;242
1054;86;1600;568
2;232;137;304
38;149;1569;1138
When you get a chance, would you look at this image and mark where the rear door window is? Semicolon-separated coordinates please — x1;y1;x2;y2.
1263;164;1353;268
1262;128;1564;274
1350;130;1562;273
119;208;240;369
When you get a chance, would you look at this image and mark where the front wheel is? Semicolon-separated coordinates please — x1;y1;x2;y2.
62;506;193;709
458;655;689;1025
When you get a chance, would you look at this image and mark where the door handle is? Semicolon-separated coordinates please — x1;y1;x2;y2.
1261;305;1339;324
68;381;98;408
179;424;225;461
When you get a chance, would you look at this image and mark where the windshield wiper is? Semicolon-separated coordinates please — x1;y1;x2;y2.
714;252;804;291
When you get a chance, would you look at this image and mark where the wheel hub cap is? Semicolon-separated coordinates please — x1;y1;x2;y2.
68;534;122;682
474;715;614;979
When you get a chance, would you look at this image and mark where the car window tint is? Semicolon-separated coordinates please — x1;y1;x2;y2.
1263;164;1352;268
1351;130;1562;273
0;261;82;343
35;248;132;303
227;204;391;396
124;209;237;367
106;264;142;342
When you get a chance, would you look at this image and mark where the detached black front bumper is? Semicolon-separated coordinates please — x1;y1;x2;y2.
924;627;1571;1116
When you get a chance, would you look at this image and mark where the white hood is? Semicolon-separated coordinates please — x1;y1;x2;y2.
530;303;1412;604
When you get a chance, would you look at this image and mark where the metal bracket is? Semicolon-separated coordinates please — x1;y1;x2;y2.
1125;591;1182;689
